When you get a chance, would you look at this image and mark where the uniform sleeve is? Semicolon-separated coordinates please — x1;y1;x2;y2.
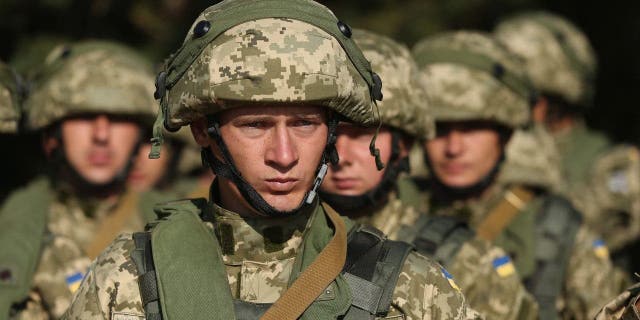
562;226;630;320
449;239;538;320
62;234;145;320
388;251;484;320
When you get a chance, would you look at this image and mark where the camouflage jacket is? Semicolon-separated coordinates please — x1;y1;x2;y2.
428;182;626;320
62;198;481;320
4;178;147;320
359;190;538;320
570;144;640;274
595;283;640;320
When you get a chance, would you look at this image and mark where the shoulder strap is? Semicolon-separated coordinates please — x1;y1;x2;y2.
411;215;475;267
84;190;140;260
477;185;535;241
525;195;582;320
0;178;52;317
342;224;414;319
131;197;235;320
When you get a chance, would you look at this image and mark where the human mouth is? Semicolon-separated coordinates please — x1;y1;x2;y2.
331;177;359;190
264;177;298;192
441;163;467;175
88;151;112;166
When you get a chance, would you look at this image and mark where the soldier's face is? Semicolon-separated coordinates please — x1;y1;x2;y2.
127;143;171;192
60;114;140;185
425;121;504;188
321;123;394;195
192;105;328;216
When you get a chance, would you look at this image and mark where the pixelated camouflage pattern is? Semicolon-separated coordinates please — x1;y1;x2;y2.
570;144;640;252
499;124;565;193
9;184;146;319
0;61;21;133
412;31;531;128
165;17;375;129
495;11;597;107
63;200;481;320
24;40;157;130
595;283;640;320
359;192;537;320
352;29;434;139
427;182;625;320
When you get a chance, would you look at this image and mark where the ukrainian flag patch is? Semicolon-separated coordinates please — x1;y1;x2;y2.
441;267;460;291
493;255;515;278
592;239;610;259
65;272;84;294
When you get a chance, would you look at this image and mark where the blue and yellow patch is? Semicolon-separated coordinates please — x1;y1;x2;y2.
441;267;460;291
592;239;610;260
492;255;515;278
65;272;84;294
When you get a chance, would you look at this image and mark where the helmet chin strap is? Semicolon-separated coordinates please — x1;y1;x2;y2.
49;126;142;198
202;114;340;217
319;130;408;216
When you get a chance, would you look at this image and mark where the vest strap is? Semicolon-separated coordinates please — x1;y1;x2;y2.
260;203;347;320
477;186;535;241
85;190;139;259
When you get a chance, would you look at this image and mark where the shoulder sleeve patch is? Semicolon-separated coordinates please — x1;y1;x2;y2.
592;239;610;260
440;267;460;292
492;255;516;278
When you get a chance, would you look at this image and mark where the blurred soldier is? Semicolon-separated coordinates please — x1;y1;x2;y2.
63;1;480;319
413;31;623;320
320;28;537;320
495;12;640;273
0;40;158;319
595;282;640;320
0;61;22;134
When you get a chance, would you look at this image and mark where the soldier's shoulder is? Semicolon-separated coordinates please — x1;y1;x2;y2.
394;250;479;319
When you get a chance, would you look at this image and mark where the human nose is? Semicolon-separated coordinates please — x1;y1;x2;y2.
92;115;110;143
265;125;299;171
333;134;352;168
444;130;464;156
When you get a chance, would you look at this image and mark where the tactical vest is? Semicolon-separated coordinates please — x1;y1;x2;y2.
132;198;414;320
0;178;51;317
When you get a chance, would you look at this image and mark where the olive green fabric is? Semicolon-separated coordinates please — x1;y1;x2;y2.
0;178;52;317
24;40;157;130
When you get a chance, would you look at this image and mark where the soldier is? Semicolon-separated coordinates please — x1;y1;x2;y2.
62;1;481;319
595;282;640;320
494;12;640;273
320;28;538;320
0;40;158;319
0;61;22;134
412;30;623;319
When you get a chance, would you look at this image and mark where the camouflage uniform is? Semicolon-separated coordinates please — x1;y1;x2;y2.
63;2;480;319
1;41;157;320
595;283;640;320
0;60;22;134
413;31;623;319
495;12;640;274
322;29;535;320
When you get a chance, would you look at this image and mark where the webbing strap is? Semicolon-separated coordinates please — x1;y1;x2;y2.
343;273;383;313
525;195;581;320
260;202;347;320
476;186;535;242
412;216;474;267
85;190;139;259
414;48;533;101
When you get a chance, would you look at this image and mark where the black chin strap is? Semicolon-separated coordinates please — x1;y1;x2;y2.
320;130;409;216
202;114;340;217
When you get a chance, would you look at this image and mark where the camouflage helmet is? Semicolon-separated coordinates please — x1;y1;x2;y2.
412;31;534;129
494;11;597;107
150;0;382;157
24;40;157;130
0;61;22;133
499;124;564;192
352;29;434;140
